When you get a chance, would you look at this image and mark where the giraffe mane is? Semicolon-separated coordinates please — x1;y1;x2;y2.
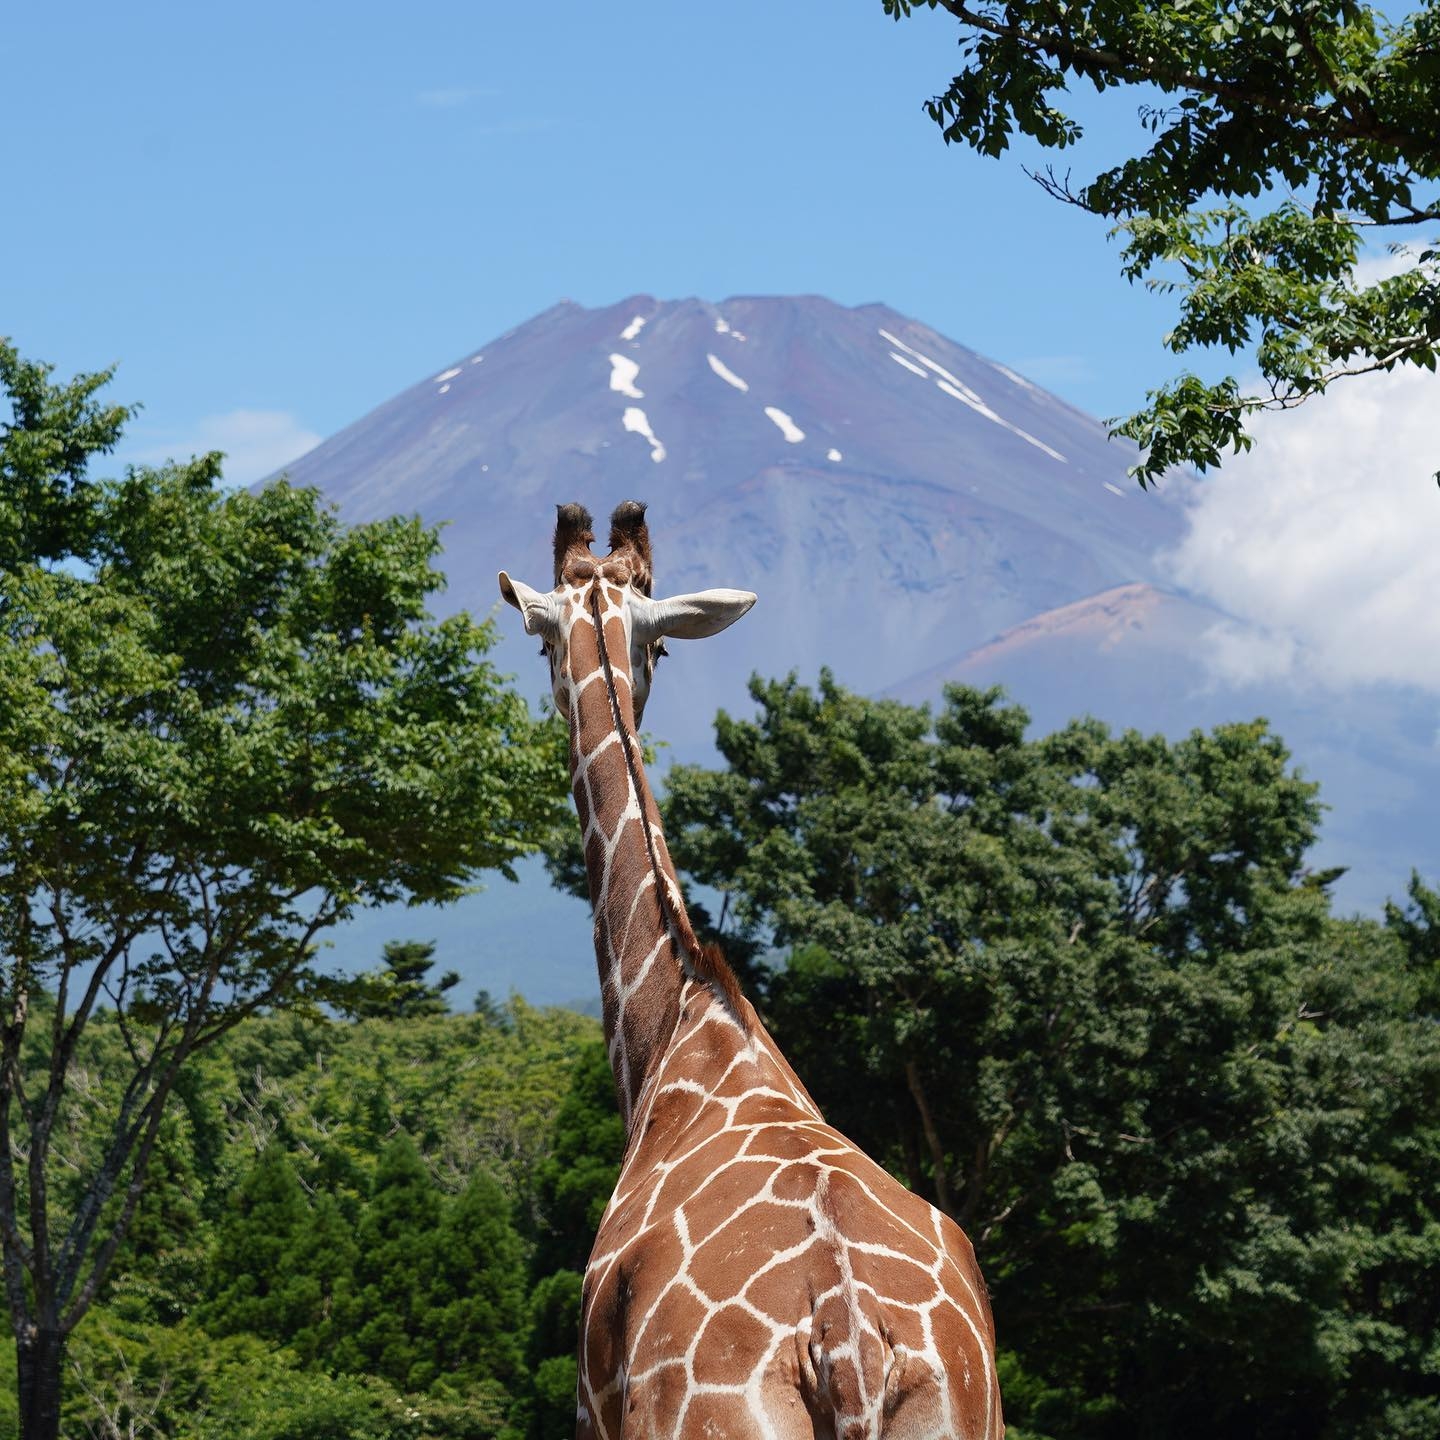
692;939;747;1023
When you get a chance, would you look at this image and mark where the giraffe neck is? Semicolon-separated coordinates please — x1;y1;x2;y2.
565;586;699;1129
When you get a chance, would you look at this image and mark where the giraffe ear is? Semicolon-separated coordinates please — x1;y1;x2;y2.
630;588;757;642
498;572;561;638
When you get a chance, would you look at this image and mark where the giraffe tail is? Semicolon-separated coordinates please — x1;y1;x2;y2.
795;1302;906;1439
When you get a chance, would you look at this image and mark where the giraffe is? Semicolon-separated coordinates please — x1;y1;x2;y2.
499;501;1002;1440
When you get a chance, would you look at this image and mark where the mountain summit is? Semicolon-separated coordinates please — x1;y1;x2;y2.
278;294;1188;731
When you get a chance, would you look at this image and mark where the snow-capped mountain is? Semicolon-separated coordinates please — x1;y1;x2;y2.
278;294;1186;733
269;295;1435;1002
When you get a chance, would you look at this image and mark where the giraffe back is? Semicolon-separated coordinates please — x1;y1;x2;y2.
577;986;1003;1440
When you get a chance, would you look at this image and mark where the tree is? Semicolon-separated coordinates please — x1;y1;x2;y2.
281;1192;361;1370
0;346;569;1439
517;1270;586;1440
0;343;132;571
425;1171;527;1394
340;940;461;1021
882;0;1440;483
202;1147;311;1342
526;1039;624;1278
336;1135;443;1392
1386;871;1440;1007
664;672;1440;1436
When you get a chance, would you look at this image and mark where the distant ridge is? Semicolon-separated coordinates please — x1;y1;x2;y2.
889;583;1232;702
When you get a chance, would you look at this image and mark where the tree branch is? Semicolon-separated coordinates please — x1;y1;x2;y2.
54;899;335;1325
927;0;1426;154
905;1057;956;1218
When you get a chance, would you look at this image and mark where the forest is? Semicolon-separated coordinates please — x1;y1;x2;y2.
5;676;1437;1440
3;348;1436;1437
0;988;617;1440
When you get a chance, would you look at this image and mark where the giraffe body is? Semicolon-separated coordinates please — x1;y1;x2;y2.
500;503;1001;1440
583;987;999;1440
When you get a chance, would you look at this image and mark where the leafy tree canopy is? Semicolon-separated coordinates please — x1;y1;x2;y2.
664;672;1440;1438
0;341;133;568
0;344;569;1439
883;0;1440;483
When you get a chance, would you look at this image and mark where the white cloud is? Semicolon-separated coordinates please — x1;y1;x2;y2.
1167;364;1440;694
1352;245;1425;287
127;410;322;489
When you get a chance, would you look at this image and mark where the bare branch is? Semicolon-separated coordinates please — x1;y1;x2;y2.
62;1069;180;1330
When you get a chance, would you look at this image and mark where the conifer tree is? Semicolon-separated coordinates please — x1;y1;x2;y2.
426;1172;526;1390
337;1135;442;1391
342;941;461;1021
519;1270;586;1440
282;1192;359;1370
202;1148;309;1341
528;1041;623;1277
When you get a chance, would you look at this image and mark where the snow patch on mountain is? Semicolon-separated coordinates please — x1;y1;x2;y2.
879;327;1067;461
936;379;1067;463
434;367;462;383
991;361;1036;391
883;331;1058;456
890;353;928;379
765;406;804;443
620;315;647;341
880;329;969;390
622;406;666;462
827;448;843;462
707;354;749;392
609;354;644;399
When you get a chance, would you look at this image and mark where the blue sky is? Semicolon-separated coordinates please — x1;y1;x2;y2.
6;0;1180;478
5;3;1436;699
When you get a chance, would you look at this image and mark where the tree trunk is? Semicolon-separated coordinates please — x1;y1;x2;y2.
904;1057;955;1219
17;1325;65;1440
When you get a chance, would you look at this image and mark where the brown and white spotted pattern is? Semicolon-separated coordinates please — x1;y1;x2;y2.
500;503;1002;1440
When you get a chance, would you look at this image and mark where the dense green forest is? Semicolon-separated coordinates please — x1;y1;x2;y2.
3;339;1436;1439
0;991;621;1440
8;675;1435;1440
0;343;572;1439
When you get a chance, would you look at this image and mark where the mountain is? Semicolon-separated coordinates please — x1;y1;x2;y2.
268;295;1435;1003
278;295;1188;730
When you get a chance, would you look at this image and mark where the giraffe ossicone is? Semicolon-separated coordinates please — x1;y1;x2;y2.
499;501;1002;1440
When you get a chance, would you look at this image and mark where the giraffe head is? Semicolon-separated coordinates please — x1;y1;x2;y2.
498;500;756;725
